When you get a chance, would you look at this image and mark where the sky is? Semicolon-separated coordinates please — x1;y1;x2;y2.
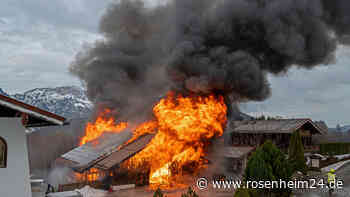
0;0;349;127
242;46;350;127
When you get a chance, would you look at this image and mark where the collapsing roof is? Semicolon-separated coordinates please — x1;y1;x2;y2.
95;134;155;170
60;131;132;172
230;119;324;135
0;94;66;127
60;131;154;172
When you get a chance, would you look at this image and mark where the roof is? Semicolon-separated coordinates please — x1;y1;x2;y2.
61;131;132;172
230;119;323;134
95;134;155;170
0;94;66;126
222;146;255;158
239;112;254;121
60;131;155;172
314;121;328;134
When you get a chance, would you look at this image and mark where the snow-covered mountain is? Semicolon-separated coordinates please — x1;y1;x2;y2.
0;88;9;96
337;125;350;132
329;125;350;133
342;125;350;132
1;86;92;119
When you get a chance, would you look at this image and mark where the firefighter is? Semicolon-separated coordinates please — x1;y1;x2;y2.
45;183;54;195
327;168;336;196
102;174;113;191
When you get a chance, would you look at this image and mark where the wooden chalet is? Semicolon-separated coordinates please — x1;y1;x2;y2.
229;119;324;151
223;119;325;173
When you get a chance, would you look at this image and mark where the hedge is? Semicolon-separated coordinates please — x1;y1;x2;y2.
319;143;350;155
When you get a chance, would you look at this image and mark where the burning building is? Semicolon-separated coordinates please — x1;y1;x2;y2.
59;0;350;191
59;92;227;189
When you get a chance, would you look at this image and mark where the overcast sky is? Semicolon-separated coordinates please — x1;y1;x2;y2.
242;46;350;127
0;0;349;127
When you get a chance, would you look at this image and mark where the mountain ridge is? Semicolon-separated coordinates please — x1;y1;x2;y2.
0;86;92;119
0;88;9;96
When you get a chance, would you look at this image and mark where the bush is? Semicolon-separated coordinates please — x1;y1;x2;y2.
153;188;165;197
234;188;250;197
153;187;199;197
234;188;258;197
181;187;198;197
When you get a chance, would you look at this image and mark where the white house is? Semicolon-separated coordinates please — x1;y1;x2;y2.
0;94;66;197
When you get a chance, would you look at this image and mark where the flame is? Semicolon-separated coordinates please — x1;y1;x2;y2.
80;109;128;145
75;168;102;182
87;168;100;182
124;92;227;189
125;121;158;145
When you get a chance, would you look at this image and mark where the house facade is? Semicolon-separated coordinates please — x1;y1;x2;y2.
0;94;66;197
223;119;326;173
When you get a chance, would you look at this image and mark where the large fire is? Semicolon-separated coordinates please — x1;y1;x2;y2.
79;92;227;188
124;92;227;189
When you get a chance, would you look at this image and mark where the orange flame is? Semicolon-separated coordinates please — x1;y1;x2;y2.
75;168;104;182
124;92;227;189
80;109;128;146
125;121;158;145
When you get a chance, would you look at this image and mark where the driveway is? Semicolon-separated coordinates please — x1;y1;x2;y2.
296;164;350;197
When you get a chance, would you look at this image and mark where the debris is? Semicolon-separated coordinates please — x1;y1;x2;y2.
111;184;135;191
46;191;82;197
76;185;107;197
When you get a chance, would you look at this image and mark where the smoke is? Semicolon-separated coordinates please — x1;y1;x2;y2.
47;167;77;187
27;119;87;184
322;0;350;38
70;0;350;119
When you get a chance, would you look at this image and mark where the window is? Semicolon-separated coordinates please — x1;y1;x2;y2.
0;137;7;168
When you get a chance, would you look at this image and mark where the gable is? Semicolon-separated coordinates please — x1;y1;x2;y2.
231;119;323;134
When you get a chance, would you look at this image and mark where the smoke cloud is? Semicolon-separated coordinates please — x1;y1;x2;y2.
70;0;350;120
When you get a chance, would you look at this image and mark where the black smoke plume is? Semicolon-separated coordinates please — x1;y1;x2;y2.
70;0;350;120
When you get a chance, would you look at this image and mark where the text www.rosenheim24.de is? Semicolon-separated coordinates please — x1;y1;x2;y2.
196;177;344;190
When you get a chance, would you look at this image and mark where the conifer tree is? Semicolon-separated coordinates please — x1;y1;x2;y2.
244;141;293;196
234;188;251;197
234;188;258;197
181;187;198;197
288;131;307;174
